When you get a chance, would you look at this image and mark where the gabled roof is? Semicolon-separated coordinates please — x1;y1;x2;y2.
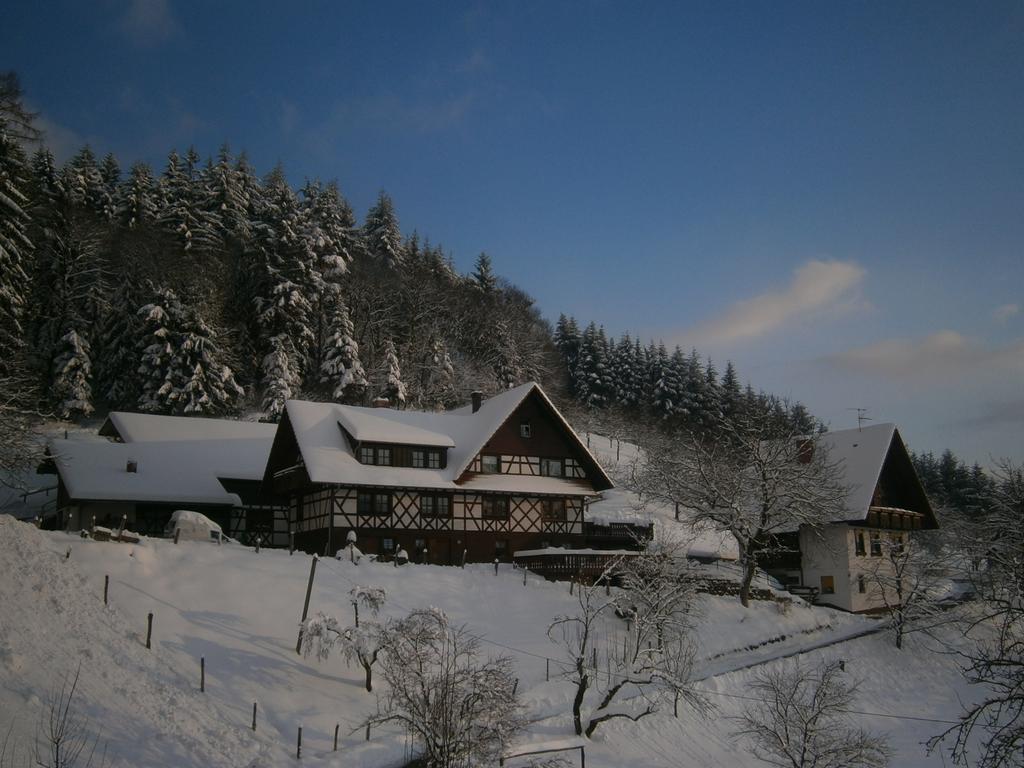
277;382;613;494
100;412;277;443
817;422;935;524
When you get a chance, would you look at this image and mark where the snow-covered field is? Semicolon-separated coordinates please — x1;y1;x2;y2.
0;515;983;767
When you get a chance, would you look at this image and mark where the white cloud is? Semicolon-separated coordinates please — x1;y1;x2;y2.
684;259;866;345
827;331;1024;380
119;0;180;44
993;303;1020;323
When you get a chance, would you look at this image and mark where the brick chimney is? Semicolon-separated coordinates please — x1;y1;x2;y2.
471;391;483;413
372;397;390;409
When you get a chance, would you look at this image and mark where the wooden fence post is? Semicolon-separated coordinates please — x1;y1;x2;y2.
145;612;153;649
546;658;550;681
200;657;205;692
296;725;302;759
174;528;181;545
580;745;586;768
251;702;257;731
103;575;109;606
461;549;467;568
365;722;371;741
290;529;295;555
296;555;319;654
333;723;339;751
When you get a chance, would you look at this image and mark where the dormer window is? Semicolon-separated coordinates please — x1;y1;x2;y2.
481;454;501;474
520;421;532;438
540;458;563;477
359;445;393;466
412;449;442;469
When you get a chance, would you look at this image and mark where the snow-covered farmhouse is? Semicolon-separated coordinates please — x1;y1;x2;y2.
44;412;286;544
264;382;614;563
765;422;938;613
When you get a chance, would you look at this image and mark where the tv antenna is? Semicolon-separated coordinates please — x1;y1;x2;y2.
847;408;872;431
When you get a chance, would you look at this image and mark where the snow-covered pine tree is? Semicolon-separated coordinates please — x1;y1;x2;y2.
136;287;179;413
553;314;582;394
98;153;120;222
703;358;723;430
0;122;32;379
171;305;244;415
574;323;609;409
252;167;316;389
51;327;94;418
95;277;142;408
262;333;300;419
682;348;709;428
380;338;407;407
648;343;674;419
204;144;251;244
362;191;404;269
67;146;109;219
156;148;222;253
472;252;497;293
720;360;742;424
320;298;367;402
116;162;158;230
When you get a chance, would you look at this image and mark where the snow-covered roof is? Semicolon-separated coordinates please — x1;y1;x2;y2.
48;434;272;507
282;382;613;493
817;422;897;520
100;412;277;444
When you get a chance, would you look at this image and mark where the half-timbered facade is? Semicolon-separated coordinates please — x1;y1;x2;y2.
264;383;614;563
764;422;938;612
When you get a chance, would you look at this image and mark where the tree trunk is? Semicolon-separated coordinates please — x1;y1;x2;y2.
572;666;589;736
361;656;373;691
738;542;755;608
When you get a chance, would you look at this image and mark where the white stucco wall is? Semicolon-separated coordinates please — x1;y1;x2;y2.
800;524;908;612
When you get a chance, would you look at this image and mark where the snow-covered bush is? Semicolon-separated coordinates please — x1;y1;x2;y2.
368;608;524;768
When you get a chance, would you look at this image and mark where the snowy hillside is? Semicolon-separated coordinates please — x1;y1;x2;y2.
0;516;984;767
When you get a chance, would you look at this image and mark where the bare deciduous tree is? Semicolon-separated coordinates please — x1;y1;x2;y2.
548;536;705;738
736;659;890;768
929;459;1024;767
634;409;848;607
862;533;948;650
366;608;524;768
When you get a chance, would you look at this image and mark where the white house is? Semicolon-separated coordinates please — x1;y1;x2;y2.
768;422;938;612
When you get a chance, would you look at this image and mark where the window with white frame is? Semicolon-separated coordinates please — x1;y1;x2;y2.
480;454;500;474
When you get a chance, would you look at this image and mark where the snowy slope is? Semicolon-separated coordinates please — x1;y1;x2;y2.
0;518;985;767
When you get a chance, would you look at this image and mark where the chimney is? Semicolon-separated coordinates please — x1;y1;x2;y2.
372;397;390;409
471;391;483;413
126;460;138;473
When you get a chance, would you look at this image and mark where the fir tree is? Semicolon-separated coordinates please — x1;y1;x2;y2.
51;328;94;418
171;306;244;415
472;252;497;293
0;122;32;378
116;162;158;230
320;299;367;402
96;277;142;407
381;338;407;407
362;191;403;269
261;333;300;419
720;360;742;424
136;287;180;413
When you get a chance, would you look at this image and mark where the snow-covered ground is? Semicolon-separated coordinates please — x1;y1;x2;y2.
0;516;983;767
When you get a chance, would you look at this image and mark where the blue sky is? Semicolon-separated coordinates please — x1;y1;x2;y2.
5;0;1022;464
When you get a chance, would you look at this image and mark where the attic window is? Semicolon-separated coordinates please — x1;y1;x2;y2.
540;458;563;478
481;455;501;474
520;421;532;438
